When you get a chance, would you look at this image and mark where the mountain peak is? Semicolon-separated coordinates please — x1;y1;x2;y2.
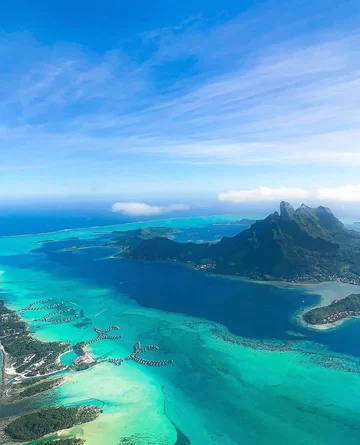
280;201;295;219
315;205;344;231
114;200;360;284
316;205;334;215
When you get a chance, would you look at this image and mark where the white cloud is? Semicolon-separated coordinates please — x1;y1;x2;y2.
111;202;189;216
219;187;312;203
316;185;360;202
219;185;360;203
112;202;162;216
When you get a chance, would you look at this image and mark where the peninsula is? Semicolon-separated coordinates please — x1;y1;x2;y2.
0;299;70;395
0;300;101;443
3;405;100;442
111;202;360;284
303;293;360;327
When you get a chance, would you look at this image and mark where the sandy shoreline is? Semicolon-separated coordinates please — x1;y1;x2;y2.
227;275;360;304
221;274;360;331
295;305;344;331
268;281;360;331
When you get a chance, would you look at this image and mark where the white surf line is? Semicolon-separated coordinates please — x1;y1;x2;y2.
70;301;81;307
95;308;107;317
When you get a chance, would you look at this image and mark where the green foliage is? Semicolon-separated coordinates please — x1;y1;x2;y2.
20;376;48;387
0;300;69;376
72;362;95;371
304;294;360;324
20;378;62;398
74;342;86;355
5;406;99;441
5;336;65;359
113;203;360;283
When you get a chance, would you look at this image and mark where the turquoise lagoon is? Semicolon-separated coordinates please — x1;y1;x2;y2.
1;216;360;445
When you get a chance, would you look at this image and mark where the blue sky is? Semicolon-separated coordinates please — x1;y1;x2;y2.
1;0;360;215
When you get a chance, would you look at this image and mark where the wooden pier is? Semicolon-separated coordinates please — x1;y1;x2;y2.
81;325;123;347
102;341;174;368
21;298;53;311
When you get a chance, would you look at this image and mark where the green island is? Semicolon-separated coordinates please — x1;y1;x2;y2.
4;406;100;442
111;227;176;253
63;227;176;253
110;202;360;284
304;293;360;325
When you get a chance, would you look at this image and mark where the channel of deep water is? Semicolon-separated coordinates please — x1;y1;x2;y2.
1;217;360;445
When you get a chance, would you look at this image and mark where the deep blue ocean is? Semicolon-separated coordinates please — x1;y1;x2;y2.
2;205;360;359
0;201;238;236
0;203;130;236
1;231;353;359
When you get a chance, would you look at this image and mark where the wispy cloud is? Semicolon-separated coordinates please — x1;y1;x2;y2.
0;33;147;127
2;31;360;165
219;185;360;203
1;4;360;196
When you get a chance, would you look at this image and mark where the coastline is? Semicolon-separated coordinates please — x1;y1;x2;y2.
284;281;360;331
0;213;245;239
296;305;345;331
105;253;360;334
0;343;68;403
1;405;100;444
214;271;360;303
0;344;21;402
0;301;71;402
220;273;360;331
220;273;360;302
